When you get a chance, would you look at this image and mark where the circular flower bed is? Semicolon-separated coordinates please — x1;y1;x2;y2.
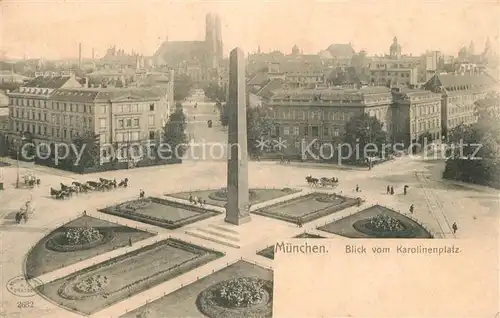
73;274;109;294
197;277;273;318
315;194;345;204
45;227;113;252
353;214;418;238
208;188;258;201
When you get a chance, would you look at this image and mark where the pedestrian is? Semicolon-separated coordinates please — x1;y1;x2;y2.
83;210;87;216
390;186;394;195
355;184;359;192
409;204;414;213
387;185;390;194
129;237;133;247
139;189;145;199
403;185;408;195
452;222;458;234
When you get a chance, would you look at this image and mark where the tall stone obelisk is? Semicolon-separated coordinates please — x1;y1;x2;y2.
225;48;251;225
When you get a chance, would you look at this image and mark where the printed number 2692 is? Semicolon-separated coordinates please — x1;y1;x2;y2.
17;301;33;308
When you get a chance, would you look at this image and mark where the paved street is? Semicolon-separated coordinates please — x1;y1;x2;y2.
0;128;498;317
183;96;228;162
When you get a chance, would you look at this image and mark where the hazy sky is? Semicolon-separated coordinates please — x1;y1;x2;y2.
1;0;499;60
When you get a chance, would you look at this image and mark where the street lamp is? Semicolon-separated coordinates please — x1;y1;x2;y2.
366;123;372;170
15;132;27;189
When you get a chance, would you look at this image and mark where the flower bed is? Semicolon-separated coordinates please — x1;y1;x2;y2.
352;214;422;238
45;228;114;252
74;275;109;294
196;277;273;318
252;193;360;224
98;197;221;229
208;188;258;201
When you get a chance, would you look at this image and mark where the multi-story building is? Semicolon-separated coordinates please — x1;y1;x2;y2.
368;37;420;87
392;88;442;146
6;73;172;162
266;86;393;158
423;73;497;139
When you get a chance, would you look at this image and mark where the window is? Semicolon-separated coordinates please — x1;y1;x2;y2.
100;134;106;144
126;119;132;127
99;118;106;129
292;127;299;135
63;129;67;139
43;113;47;121
149;103;155;111
56;128;60;138
124;104;130;113
149;131;155;140
37;112;41;120
133;118;139;126
131;132;139;141
100;105;106;114
311;126;319;137
116;133;123;142
283;127;290;135
148;115;155;126
118;119;124;128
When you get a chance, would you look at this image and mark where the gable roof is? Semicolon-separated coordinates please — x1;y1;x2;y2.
50;87;163;103
325;44;355;58
154;40;207;65
23;76;72;89
256;78;285;99
424;73;496;91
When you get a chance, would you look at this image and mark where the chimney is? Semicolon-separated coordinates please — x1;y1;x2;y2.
78;43;82;68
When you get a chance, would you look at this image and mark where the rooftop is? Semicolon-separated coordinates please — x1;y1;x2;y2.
50;87;164;103
270;86;392;101
22;76;72;89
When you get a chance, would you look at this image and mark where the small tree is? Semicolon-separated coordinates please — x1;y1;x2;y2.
162;109;188;159
247;106;275;157
173;74;194;101
342;113;386;163
70;131;101;169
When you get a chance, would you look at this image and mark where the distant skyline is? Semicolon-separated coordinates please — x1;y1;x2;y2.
1;0;499;60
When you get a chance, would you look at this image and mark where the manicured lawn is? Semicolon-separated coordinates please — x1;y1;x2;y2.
168;188;300;207
121;260;273;318
36;239;224;315
252;193;359;224
317;204;433;238
98;197;221;229
25;216;155;278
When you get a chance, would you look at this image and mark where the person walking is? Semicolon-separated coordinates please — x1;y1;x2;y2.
452;222;458;234
390;186;395;195
409;204;414;213
387;185;390;194
355;184;360;192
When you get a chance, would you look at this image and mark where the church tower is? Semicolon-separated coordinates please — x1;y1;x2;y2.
205;13;223;69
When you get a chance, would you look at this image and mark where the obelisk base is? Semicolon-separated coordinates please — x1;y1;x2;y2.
225;211;252;225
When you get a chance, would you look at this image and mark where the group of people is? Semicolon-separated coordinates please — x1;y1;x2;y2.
385;185;409;195
188;194;207;206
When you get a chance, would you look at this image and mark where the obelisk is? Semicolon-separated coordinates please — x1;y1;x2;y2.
225;47;251;225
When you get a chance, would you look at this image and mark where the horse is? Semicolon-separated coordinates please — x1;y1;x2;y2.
305;176;319;186
15;212;22;224
118;178;128;188
61;183;76;195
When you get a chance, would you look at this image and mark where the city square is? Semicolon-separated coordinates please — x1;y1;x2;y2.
0;123;498;317
1;2;499;317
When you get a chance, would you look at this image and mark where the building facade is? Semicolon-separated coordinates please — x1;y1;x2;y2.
6;74;171;162
392;88;442;145
423;73;497;139
266;87;393;158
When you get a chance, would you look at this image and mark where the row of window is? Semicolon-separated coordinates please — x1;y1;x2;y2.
10;99;157;114
448;116;476;127
370;72;411;77
10;108;93;128
11;121;81;140
273;109;356;121
412;118;440;133
115;115;155;129
413;103;440;117
447;94;486;103
448;104;475;114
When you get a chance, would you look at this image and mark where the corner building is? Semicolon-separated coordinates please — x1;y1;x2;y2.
7;73;171;162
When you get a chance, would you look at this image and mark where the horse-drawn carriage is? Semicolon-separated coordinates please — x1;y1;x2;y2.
50;177;128;199
306;176;339;187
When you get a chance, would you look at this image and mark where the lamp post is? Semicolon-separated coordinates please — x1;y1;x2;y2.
15;134;26;189
366;123;372;170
